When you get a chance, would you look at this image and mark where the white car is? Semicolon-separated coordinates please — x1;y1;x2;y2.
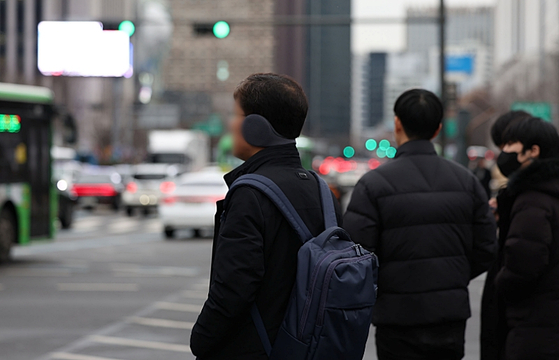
121;163;179;216
159;169;227;239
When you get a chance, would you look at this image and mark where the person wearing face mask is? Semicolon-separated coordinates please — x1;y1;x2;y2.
493;117;559;360
480;111;530;360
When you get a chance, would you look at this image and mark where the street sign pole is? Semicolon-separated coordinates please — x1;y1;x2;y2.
439;0;447;157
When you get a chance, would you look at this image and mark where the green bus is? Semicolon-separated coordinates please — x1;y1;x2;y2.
0;83;56;261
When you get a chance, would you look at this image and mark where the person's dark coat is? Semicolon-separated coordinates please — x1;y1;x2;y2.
344;140;497;327
493;158;559;360
190;144;342;360
480;187;515;360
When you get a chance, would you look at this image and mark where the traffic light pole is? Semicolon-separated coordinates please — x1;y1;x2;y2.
439;0;447;157
174;16;438;27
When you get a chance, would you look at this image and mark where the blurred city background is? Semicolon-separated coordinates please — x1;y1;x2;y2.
0;0;554;359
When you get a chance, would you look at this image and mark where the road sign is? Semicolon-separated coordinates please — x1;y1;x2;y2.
511;102;552;122
446;55;474;75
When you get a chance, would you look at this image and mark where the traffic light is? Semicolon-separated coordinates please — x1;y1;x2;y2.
386;147;397;159
379;139;391;151
365;139;377;151
213;21;230;39
118;20;135;37
194;21;231;39
343;146;355;158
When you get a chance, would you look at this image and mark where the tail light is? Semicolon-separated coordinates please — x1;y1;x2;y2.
162;196;177;204
126;182;138;194
160;181;176;194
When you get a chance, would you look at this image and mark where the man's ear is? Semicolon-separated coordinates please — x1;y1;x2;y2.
530;144;541;158
431;123;443;140
394;116;403;133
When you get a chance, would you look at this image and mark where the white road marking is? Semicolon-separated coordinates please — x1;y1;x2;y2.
14;235;159;257
127;316;195;329
90;335;191;353
155;302;202;313
192;282;209;290
6;269;73;277
111;264;198;277
107;219;138;234
57;283;139;292
181;290;207;299
50;352;123;360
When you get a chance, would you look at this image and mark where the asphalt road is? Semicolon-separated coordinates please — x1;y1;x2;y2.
0;208;486;360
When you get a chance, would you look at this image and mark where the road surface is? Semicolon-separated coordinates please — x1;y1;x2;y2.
0;208;486;360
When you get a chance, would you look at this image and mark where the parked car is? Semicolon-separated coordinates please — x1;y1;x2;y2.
159;169;227;239
122;163;179;216
72;169;124;211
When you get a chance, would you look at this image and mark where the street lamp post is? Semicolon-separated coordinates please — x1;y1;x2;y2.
439;0;447;157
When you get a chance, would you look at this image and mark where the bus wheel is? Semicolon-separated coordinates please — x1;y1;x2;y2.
0;208;16;263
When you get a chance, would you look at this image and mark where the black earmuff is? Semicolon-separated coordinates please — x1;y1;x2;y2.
242;114;296;148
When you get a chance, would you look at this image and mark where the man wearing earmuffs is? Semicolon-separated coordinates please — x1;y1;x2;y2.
190;73;342;360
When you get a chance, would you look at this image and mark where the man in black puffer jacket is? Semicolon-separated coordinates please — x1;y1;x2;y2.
344;89;496;360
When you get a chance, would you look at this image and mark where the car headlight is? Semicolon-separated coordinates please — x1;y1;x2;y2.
57;179;68;192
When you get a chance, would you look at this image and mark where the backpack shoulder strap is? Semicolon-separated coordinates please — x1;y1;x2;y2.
310;171;338;229
226;174;313;242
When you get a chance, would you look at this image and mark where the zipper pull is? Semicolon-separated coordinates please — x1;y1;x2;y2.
356;244;364;256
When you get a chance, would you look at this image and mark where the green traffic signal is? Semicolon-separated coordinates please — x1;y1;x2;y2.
343;146;355;158
379;139;391;151
213;21;230;39
119;20;135;37
365;139;377;151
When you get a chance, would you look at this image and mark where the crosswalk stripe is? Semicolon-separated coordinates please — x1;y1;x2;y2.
57;283;139;292
155;302;202;313
90;335;191;353
128;316;195;329
181;290;207;299
51;352;123;360
7;269;73;277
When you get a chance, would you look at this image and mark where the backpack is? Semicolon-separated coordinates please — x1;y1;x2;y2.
224;171;378;360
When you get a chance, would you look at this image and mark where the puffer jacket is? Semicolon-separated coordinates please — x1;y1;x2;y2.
344;140;496;326
494;158;559;360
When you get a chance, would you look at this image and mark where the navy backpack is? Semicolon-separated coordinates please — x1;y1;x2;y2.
224;171;378;360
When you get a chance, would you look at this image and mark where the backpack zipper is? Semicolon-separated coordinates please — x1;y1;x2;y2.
316;254;374;326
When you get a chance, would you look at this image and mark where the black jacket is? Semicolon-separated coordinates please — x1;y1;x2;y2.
190;144;342;360
492;159;559;360
344;140;496;326
480;186;515;360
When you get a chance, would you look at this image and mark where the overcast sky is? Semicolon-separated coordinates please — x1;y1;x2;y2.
352;0;497;54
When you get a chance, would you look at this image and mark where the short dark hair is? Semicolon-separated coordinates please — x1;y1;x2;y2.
502;117;559;159
393;89;443;140
490;110;530;147
234;73;308;139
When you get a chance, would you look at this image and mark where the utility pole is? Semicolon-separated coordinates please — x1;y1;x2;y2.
6;0;17;83
439;0;447;157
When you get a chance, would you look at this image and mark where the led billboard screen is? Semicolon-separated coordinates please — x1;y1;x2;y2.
38;21;133;78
